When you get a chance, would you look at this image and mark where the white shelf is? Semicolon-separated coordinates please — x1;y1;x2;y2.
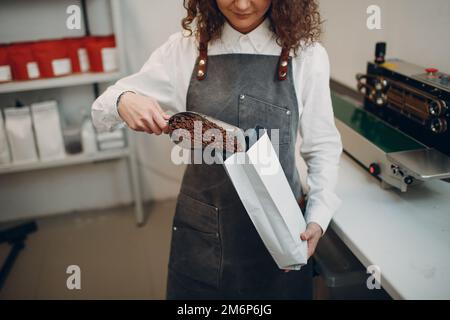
0;148;129;175
0;71;122;94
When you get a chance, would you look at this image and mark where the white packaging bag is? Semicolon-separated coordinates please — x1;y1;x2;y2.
4;107;38;164
81;118;98;154
98;139;125;151
0;111;11;164
223;130;308;270
96;129;125;151
96;129;124;142
31;101;66;161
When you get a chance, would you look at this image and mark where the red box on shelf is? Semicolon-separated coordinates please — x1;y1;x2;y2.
65;37;90;73
7;42;40;81
33;39;72;78
85;35;118;72
0;44;12;82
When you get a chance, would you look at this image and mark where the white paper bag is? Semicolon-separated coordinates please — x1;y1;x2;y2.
223;131;308;270
31;101;66;161
4;107;38;164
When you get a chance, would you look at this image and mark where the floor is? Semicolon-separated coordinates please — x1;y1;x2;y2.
0;199;176;299
1;199;382;300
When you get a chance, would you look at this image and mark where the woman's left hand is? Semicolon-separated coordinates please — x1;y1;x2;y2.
284;222;323;273
300;222;323;258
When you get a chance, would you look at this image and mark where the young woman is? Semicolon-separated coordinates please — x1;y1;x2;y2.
92;0;342;299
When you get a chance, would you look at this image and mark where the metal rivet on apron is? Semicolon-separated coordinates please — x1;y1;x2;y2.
199;59;206;66
173;226;177;231
281;60;288;67
286;110;291;115
239;94;245;100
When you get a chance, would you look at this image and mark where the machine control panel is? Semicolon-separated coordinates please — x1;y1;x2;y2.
414;69;450;91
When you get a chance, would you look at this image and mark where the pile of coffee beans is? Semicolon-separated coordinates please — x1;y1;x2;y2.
169;113;243;153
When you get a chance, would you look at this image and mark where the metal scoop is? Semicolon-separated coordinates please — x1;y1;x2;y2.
167;111;246;153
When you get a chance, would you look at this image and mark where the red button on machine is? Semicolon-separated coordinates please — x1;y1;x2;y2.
369;163;381;176
425;68;439;77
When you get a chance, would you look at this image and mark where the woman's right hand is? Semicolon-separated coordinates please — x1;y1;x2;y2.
117;92;171;135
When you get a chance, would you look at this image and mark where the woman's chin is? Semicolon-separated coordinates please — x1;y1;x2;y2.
230;19;261;33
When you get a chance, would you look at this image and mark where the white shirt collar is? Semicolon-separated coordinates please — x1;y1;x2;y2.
220;18;275;53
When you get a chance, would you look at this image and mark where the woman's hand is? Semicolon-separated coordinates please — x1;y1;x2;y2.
301;222;323;258
118;92;170;135
284;222;323;273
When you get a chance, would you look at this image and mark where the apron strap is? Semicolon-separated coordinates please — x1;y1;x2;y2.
195;40;290;82
196;33;209;81
277;46;290;81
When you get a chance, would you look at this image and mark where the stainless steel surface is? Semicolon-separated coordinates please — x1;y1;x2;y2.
336;110;450;191
412;72;450;92
383;59;425;77
335;117;411;192
383;59;450;93
387;149;450;180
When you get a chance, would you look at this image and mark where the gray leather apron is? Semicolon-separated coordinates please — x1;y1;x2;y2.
166;49;313;300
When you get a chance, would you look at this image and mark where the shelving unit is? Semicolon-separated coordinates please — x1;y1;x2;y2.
0;71;121;94
0;0;144;225
0;148;130;175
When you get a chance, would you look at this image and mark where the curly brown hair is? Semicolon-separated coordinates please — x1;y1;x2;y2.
182;0;322;54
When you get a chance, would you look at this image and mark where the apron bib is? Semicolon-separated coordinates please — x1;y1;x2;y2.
166;49;312;300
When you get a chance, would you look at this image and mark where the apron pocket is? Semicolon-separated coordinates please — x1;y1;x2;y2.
168;193;221;288
173;192;219;234
238;93;292;145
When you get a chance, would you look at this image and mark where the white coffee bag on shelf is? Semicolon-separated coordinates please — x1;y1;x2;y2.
4;107;38;164
0;110;11;164
31;101;66;161
81;117;98;154
97;129;125;151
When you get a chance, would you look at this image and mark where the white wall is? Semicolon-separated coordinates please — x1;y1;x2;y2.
320;0;450;88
